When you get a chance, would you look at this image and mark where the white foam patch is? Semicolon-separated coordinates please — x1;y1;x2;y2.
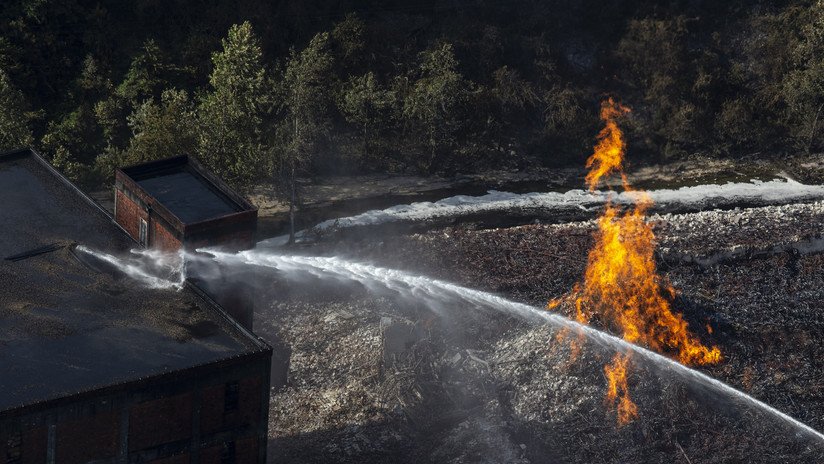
258;179;824;247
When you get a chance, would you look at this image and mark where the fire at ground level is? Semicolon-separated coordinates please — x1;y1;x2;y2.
252;199;824;463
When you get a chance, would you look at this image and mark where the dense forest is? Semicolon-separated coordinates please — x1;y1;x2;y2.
0;0;821;191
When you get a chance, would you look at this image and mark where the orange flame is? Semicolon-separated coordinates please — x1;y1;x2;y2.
585;98;631;191
572;197;721;365
604;353;638;426
549;97;721;425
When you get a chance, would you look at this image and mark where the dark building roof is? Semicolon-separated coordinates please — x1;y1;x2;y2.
117;156;256;226
0;149;267;412
137;171;240;223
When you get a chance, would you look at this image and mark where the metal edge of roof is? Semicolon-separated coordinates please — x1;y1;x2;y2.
117;154;258;214
183;279;270;353
115;154;258;235
115;168;189;233
0;346;272;419
186;156;257;212
1;148;139;246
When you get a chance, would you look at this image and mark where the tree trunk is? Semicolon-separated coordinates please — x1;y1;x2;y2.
429;123;437;173
807;103;823;155
289;81;301;245
289;110;298;245
363;124;369;162
288;161;296;244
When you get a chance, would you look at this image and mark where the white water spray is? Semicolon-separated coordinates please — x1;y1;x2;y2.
73;242;824;443
74;245;184;290
208;249;824;443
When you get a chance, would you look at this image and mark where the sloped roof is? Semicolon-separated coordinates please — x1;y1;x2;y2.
0;149;267;412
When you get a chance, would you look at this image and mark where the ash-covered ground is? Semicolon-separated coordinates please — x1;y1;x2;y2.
257;200;824;463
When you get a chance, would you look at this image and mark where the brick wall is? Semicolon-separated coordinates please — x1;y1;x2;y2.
186;228;256;252
152;219;182;252
184;208;257;252
0;426;47;464
21;427;47;464
129;393;193;452
116;187;184;252
56;410;119;463
1;332;270;463
200;376;262;435
115;189;148;244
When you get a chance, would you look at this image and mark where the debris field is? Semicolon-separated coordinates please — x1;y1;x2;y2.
260;199;824;463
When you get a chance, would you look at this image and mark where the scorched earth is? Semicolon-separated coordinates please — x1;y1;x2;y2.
256;196;824;463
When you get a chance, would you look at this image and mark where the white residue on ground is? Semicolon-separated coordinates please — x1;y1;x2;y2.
259;179;824;246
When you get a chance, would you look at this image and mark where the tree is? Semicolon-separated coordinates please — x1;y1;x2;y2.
198;21;270;189
781;2;824;153
487;65;536;146
117;40;170;103
41;55;111;183
0;68;33;151
402;43;469;171
721;4;823;155
331;13;366;68
96;40;174;150
278;31;334;243
492;65;537;112
339;72;392;165
616;17;701;157
119;89;197;166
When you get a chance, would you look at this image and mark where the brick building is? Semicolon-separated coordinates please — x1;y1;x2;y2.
113;156;259;330
0;149;271;463
114;156;258;253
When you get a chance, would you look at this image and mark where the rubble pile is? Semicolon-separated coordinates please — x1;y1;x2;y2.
653;200;824;258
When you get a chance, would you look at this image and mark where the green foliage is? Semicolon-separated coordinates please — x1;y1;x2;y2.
780;3;824;153
40;56;110;185
117;40;169;102
0;1;822;191
616;18;688;88
277;31;336;241
280;31;335;170
402;43;470;171
197;21;271;189
122;89;197;166
331;13;365;65
715;3;824;155
339;72;392;165
75;55;111;99
94;87;196;182
492;66;537;111
616;17;700;157
0;68;33;151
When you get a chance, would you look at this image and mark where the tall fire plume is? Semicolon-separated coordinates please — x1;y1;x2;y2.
549;98;721;426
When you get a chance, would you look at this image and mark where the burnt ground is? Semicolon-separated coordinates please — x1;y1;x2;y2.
257;200;824;463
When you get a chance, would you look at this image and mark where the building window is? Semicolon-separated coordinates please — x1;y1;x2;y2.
224;381;239;412
139;218;148;247
220;441;236;464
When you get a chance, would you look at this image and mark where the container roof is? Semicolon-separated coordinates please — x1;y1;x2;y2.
0;150;266;412
118;156;254;225
137;170;241;223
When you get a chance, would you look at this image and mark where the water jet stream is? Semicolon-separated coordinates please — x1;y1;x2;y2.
75;243;824;444
74;245;184;290
207;249;824;444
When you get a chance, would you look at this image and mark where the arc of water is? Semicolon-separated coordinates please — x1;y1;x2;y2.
207;250;824;443
75;245;185;290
